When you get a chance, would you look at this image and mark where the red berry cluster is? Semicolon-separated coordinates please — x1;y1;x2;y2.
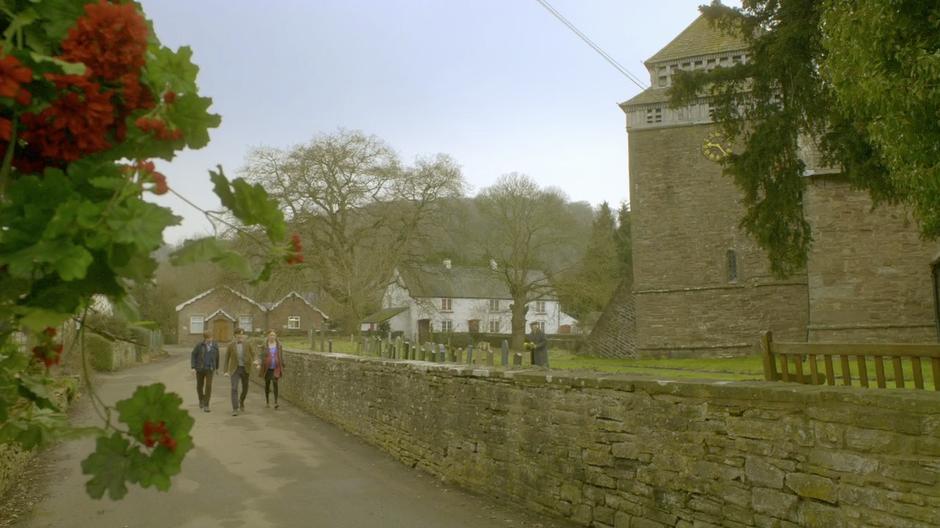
129;159;169;195
2;1;169;173
134;116;183;141
60;0;148;82
286;233;304;265
141;420;177;451
0;55;34;141
31;327;64;368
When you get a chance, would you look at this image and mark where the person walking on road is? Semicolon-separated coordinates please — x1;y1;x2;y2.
224;328;256;416
191;331;220;412
260;330;285;409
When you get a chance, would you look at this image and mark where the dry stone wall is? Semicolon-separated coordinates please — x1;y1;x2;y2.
279;350;940;528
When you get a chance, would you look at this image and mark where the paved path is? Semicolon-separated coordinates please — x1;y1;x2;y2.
17;347;573;528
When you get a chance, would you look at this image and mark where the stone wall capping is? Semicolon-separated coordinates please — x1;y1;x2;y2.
290;350;940;413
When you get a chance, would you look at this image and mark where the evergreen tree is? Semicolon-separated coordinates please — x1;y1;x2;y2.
614;203;633;280
671;0;939;276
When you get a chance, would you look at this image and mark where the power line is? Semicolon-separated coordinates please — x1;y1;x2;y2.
532;0;647;91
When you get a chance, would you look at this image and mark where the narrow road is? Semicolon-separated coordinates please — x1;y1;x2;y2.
17;347;573;528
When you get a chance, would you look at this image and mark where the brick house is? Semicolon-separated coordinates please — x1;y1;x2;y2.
176;287;328;345
597;14;940;358
265;291;328;335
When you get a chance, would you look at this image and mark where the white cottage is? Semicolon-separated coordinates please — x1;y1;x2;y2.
362;260;577;341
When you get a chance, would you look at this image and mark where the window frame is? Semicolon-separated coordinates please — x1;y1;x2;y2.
189;315;205;334
287;316;301;329
535;300;546;314
726;249;738;283
441;297;452;312
238;315;252;332
488;299;499;312
440;320;453;333
488;319;500;333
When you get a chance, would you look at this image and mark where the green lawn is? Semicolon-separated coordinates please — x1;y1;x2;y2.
280;338;936;389
548;351;766;381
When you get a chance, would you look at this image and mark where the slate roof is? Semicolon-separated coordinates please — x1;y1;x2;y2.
269;291;330;319
646;14;748;65
620;88;671;108
361;307;409;324
399;265;552;300
174;286;267;312
175;287;329;319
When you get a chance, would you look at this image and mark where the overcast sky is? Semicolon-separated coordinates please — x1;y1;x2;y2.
140;0;735;244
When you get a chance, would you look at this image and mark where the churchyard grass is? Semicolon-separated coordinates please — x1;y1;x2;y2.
280;338;935;388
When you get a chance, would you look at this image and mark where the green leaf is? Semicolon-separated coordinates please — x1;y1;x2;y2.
170;237;252;279
88;177;127;191
144;45;199;94
115;384;194;442
16;308;70;332
210;167;286;240
165;92;221;150
28;52;85;75
55;243;94;281
0;407;70;449
3;8;38;43
106;200;181;252
81;432;133;500
31;0;90;44
17;373;59;411
251;260;275;285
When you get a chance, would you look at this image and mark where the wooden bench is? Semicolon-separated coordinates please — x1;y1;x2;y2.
760;331;940;390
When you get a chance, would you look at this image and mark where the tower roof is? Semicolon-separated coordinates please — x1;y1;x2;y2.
645;14;747;65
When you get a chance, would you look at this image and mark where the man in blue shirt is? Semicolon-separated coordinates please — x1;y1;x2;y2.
191;331;220;412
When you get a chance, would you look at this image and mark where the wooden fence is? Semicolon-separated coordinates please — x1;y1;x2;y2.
761;331;940;390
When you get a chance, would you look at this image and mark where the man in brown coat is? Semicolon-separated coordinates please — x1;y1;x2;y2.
223;329;256;416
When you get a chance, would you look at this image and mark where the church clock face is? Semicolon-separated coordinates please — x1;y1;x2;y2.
702;131;732;162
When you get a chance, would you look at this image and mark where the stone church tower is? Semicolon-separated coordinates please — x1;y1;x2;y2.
611;14;939;358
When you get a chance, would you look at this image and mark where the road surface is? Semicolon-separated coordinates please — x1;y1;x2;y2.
15;346;573;528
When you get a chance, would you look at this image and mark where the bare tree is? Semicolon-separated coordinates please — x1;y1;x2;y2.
241;130;464;330
475;173;577;350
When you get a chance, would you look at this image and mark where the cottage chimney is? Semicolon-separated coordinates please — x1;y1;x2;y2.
489;259;497;271
443;258;452;270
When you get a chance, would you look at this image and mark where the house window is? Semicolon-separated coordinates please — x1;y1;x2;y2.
727;249;738;282
238;315;252;332
658;75;668;87
488;299;499;312
531;321;545;332
441;298;452;312
440;320;453;333
287;316;300;329
645;107;662;124
488;320;500;333
190;316;204;334
535;300;546;314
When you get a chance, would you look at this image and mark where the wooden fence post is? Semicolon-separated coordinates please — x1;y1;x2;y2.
760;330;778;381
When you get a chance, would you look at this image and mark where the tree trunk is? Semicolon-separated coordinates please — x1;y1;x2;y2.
510;296;527;351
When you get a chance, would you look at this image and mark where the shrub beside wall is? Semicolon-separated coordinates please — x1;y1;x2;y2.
277;350;940;528
86;333;113;372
